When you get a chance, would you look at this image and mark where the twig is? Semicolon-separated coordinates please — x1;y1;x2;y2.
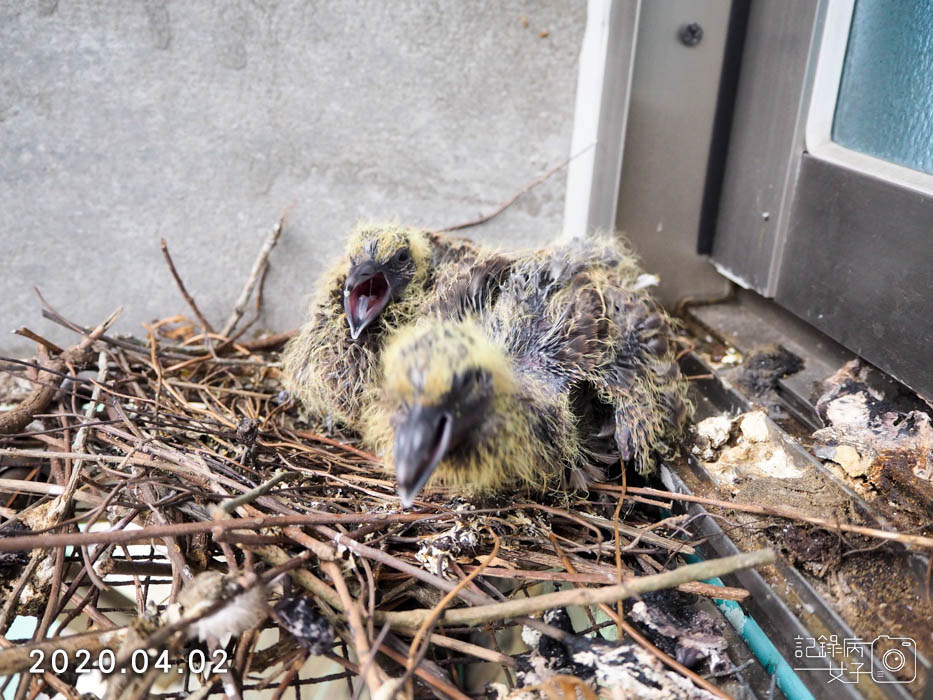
611;472;628;637
0;479;65;496
0;306;122;434
435;146;592;233
317;524;488;606
112;564;285;674
64;350;108;500
237;330;297;351
457;564;747;601
0;557;41;636
0;511;453;551
0;638;80;700
622;621;733;700
596;484;933;551
377;549;775;630
374;641;472;700
349;623;392;700
12;328;64;355
563;509;694;554
225;255;271;345
403;528;501;688
160;238;215;334
553;532;731;700
219;211;288;338
246;544;343;611
218;471;297;514
0;628;128;676
322;559;386;696
326;644;472;700
290;429;380;462
422;632;516;667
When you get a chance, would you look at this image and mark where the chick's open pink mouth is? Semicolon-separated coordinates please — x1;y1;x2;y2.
348;273;390;325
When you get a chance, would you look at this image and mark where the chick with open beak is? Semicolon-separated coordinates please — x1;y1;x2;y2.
281;222;483;428
343;253;409;340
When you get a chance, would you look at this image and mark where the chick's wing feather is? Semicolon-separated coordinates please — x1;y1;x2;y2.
594;288;691;474
428;251;513;321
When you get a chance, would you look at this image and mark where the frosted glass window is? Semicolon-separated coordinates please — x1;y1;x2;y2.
832;0;933;175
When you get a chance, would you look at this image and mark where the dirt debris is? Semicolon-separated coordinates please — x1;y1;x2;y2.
692;410;805;486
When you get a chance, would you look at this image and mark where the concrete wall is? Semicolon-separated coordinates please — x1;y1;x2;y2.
0;2;584;354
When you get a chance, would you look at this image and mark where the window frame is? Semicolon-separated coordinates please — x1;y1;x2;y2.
805;0;933;196
705;0;933;399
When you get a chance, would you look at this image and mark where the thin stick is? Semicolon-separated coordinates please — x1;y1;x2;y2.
317;524;487;606
554;526;731;700
0;511;453;551
289;429;381;462
219;210;289;338
456;565;748;600
322;560;385;696
12;328;64;355
377;548;775;630
375;642;472;700
225;255;271;345
0;628;128;677
436;147;592;233
0;557;41;636
625;614;732;700
237;330;297;351
218;471;298;514
349;623;392;700
160;238;215;334
246;544;343;611
595;484;933;551
0;306;122;434
0;479;65;496
571;509;695;554
64;350;108;500
423;632;516;667
612;467;628;636
405;528;501;681
0;642;79;700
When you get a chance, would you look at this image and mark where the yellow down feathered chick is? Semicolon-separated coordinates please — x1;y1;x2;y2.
363;233;691;506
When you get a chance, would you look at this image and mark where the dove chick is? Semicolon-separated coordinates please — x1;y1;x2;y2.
363;318;583;505
281;221;481;427
364;233;690;506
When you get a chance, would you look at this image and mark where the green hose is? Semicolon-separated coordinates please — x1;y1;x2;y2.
684;553;815;700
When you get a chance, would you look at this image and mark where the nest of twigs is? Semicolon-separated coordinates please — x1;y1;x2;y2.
0;222;774;700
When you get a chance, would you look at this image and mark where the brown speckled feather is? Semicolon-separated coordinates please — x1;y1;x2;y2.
365;232;691;501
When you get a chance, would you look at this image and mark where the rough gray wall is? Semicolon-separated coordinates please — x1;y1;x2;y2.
0;2;584;354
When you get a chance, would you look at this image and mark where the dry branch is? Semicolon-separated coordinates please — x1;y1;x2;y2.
0;306;121;434
0;629;127;676
219;213;286;338
0;512;452;551
160;238;215;335
377;548;775;629
598;484;933;551
436;147;590;234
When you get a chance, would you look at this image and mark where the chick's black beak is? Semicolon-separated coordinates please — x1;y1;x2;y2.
343;261;392;340
394;405;452;509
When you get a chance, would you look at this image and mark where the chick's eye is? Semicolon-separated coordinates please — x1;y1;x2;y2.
457;369;482;392
396;249;410;263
